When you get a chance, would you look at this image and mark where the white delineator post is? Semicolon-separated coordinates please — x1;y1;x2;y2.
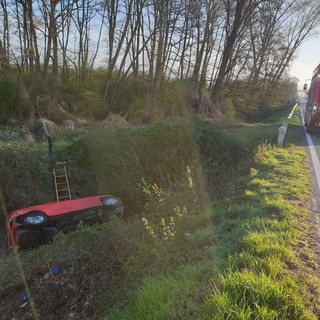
277;122;288;148
277;102;299;148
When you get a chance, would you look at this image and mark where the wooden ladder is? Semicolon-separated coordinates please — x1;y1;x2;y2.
53;161;72;201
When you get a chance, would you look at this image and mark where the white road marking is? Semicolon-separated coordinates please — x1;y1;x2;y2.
300;107;320;191
288;103;298;119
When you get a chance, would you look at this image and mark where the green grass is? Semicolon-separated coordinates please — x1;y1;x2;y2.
204;143;318;319
102;138;318;320
286;103;304;146
205;270;306;319
108;264;211;320
103;108;319;319
0;107;319;319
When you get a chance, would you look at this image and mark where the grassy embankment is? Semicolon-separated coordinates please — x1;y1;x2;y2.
0;105;319;319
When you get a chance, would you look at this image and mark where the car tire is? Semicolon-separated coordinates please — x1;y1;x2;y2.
101;196;121;208
100;196;124;217
22;211;48;229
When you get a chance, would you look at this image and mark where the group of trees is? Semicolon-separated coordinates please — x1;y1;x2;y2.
1;0;320;119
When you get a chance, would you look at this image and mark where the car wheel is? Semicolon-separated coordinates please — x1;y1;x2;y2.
100;196;124;217
101;196;121;208
22;211;48;229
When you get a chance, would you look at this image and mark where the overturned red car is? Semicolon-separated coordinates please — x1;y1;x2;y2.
6;195;124;250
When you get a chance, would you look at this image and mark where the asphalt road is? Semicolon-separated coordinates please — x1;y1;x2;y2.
300;99;320;211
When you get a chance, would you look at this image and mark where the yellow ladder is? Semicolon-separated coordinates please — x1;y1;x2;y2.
53;161;72;201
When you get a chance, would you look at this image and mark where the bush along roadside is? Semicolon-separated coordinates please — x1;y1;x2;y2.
65;117;243;215
204;143;320;319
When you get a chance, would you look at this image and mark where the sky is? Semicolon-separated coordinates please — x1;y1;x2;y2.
290;34;320;90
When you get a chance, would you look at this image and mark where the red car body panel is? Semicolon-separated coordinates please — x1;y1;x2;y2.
305;64;320;131
8;196;106;221
6;195;123;250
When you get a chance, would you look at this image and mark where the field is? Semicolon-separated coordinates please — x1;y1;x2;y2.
1;105;319;319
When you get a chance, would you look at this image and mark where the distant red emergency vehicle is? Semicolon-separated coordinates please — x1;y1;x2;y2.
304;64;320;132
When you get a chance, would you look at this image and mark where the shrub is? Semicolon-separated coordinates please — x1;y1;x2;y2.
66;117;242;216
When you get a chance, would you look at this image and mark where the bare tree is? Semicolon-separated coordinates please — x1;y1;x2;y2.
0;0;10;67
103;0;134;103
42;0;61;75
2;0;320;117
269;0;320;87
210;0;258;104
